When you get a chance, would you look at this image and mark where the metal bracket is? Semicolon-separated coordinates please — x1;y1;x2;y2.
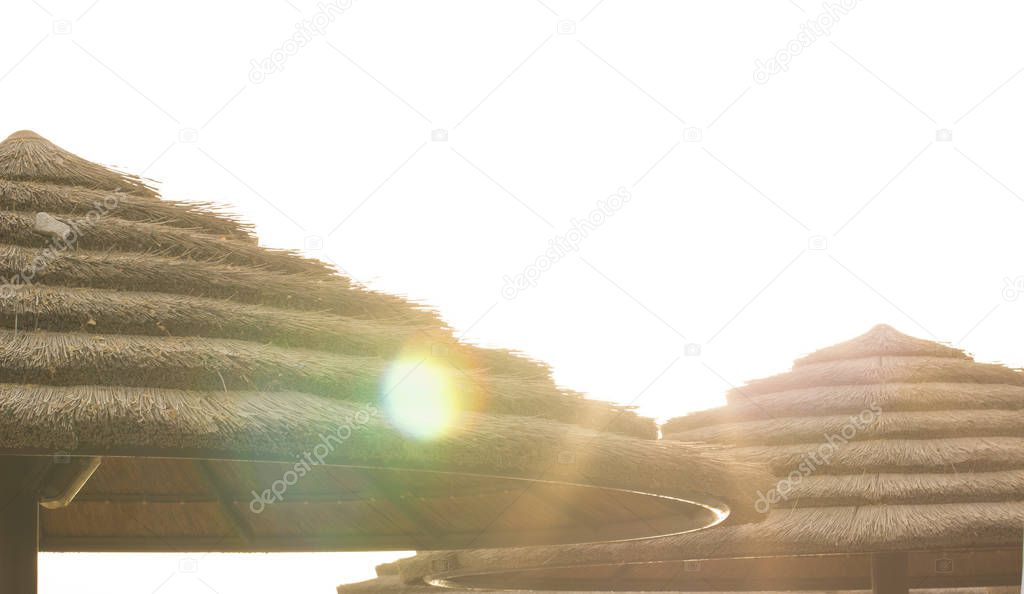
39;457;102;509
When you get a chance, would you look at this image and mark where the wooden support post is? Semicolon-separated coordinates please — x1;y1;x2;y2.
0;456;49;594
871;552;909;594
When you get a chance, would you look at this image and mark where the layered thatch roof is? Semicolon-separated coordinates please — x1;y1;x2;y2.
398;325;1024;587
0;130;771;551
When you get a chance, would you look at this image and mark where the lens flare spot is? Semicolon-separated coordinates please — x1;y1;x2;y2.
381;357;458;440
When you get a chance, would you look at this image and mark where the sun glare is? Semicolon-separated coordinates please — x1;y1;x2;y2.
381;355;459;440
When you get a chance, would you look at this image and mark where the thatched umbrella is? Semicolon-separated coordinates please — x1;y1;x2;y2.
0;131;772;592
398;325;1024;593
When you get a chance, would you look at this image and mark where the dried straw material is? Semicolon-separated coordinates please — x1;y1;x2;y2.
399;325;1024;589
0;210;329;275
662;383;1024;434
0;242;444;322
735;356;1024;399
672;410;1024;446
792;323;970;366
0;130;158;197
0;177;251;238
0;130;770;551
0;285;555;381
0;328;630;427
0;131;156;196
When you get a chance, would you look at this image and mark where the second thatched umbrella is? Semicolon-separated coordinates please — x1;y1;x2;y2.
0;131;771;593
398;325;1024;593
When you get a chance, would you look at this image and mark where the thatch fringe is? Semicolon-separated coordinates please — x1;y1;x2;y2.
665;383;1024;434
0;383;770;522
729;437;1024;474
0;292;654;436
0;327;380;396
0;210;330;276
0;329;649;434
0;285;429;351
738;356;1024;397
0;131;156;196
780;469;1024;507
0;285;553;379
0;178;252;239
665;409;1024;445
794;324;969;367
701;501;1024;557
0;243;443;323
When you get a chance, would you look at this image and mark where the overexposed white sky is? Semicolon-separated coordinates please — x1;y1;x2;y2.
3;0;1024;591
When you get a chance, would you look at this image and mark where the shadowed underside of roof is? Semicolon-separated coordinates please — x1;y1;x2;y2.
33;413;765;551
0;130;779;551
397;325;1024;588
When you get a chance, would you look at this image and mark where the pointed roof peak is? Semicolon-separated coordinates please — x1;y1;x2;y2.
867;322;899;333
793;323;968;368
4;130;47;142
0;129;156;197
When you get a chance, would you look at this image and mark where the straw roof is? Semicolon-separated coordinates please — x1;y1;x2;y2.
0;130;772;551
398;325;1024;587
